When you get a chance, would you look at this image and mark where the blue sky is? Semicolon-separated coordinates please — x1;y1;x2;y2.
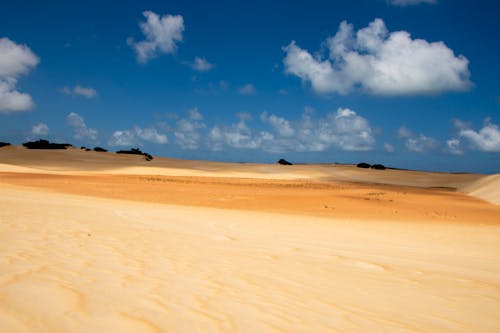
1;0;499;173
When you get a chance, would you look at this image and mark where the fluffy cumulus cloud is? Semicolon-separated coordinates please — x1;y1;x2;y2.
388;0;436;6
174;108;206;149
128;11;184;63
67;112;99;143
59;85;97;98
208;117;263;151
31;122;49;136
0;37;39;113
238;84;257;95
456;119;500;153
191;57;214;72
283;18;471;96
109;126;167;146
208;107;375;153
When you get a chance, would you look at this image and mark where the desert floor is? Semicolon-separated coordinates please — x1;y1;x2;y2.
1;146;499;332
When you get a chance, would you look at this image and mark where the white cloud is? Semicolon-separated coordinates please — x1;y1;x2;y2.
397;126;413;138
404;134;439;152
67;112;99;142
0;79;35;112
458;119;500;152
283;18;471;96
59;85;97;98
445;138;463;155
238;84;256;95
109;130;136;146
134;127;167;144
128;11;184;63
174;108;205;149
388;0;436;6
31;122;49;136
384;143;395;153
188;107;203;120
108;126;167;146
0;37;39;113
261;112;295;137
208;118;263;151
191;57;214;72
209;107;375;153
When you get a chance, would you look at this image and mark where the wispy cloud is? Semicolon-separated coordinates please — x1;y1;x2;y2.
191;57;214;72
59;85;97;98
238;83;256;95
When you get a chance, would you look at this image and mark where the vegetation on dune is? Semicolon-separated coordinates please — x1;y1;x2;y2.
357;162;371;168
116;148;153;161
357;162;386;170
277;158;293;165
371;164;386;170
23;139;72;149
0;142;11;148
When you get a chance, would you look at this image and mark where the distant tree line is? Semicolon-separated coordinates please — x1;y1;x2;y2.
18;139;153;161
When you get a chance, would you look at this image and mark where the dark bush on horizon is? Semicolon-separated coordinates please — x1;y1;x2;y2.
116;147;153;161
277;158;293;165
357;162;371;168
371;164;386;170
0;142;11;148
23;139;72;149
94;147;107;152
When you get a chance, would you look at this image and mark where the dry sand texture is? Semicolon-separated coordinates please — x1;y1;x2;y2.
1;146;500;332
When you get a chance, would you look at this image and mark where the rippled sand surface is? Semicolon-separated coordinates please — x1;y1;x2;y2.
1;146;499;332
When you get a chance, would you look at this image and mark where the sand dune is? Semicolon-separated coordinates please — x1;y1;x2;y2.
462;175;500;205
1;146;500;332
1;184;500;332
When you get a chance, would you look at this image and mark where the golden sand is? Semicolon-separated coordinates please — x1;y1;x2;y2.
1;146;499;332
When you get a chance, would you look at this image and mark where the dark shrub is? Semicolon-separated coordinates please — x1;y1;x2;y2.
93;147;107;152
371;164;386;170
277;158;293;165
116;148;153;161
116;148;143;155
23;139;72;149
357;162;371;168
0;142;11;148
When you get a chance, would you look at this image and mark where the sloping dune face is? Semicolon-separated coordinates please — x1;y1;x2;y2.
1;146;500;332
462;175;500;205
